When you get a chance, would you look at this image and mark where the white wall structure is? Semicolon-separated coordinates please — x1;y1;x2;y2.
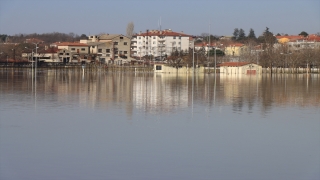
219;62;262;75
154;64;205;74
132;29;192;59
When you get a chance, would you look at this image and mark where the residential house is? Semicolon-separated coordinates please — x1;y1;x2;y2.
22;47;60;63
132;29;192;59
194;42;223;53
82;34;131;65
224;43;247;57
56;42;89;63
275;34;320;51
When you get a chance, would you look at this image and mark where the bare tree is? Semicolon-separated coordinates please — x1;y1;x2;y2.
126;22;134;38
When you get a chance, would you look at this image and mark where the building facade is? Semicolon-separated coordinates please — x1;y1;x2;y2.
83;34;131;65
131;29;192;59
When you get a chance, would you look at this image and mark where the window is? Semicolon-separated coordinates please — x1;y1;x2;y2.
106;49;110;53
71;48;75;51
124;51;127;54
156;65;162;70
114;42;118;45
59;53;63;55
98;49;102;53
173;36;176;39
106;54;110;57
153;41;156;44
81;48;85;51
120;37;123;39
124;42;127;45
139;37;141;39
153;36;156;39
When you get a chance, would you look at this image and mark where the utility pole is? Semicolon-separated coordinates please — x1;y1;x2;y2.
208;23;211;71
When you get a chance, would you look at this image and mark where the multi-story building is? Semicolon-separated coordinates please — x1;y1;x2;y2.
56;42;89;63
131;29;192;60
82;34;131;65
275;34;320;51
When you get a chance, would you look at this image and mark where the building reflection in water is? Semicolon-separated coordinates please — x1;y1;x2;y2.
0;69;319;117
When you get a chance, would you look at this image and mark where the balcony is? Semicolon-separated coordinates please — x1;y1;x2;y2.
131;37;137;42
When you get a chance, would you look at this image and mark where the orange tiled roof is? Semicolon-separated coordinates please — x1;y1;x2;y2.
307;34;320;42
276;35;306;43
136;30;191;37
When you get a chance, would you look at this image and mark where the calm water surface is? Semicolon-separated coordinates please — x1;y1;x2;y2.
0;69;319;180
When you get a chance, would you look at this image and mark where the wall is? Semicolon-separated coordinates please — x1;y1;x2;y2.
220;63;262;74
154;64;205;74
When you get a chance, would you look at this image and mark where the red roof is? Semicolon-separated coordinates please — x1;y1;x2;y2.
218;62;251;67
275;34;320;42
307;34;320;42
136;29;191;37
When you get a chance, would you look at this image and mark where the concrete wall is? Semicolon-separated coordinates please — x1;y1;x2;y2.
220;63;262;74
154;64;205;74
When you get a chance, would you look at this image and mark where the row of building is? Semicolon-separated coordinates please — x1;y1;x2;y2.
21;29;320;65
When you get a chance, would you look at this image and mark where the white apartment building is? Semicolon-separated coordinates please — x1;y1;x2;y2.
131;29;192;59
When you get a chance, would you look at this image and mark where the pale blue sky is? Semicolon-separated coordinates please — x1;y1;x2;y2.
0;0;319;37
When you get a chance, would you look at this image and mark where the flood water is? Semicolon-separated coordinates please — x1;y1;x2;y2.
0;69;319;180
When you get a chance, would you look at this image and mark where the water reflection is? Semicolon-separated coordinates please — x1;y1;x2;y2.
0;69;319;116
1;69;319;180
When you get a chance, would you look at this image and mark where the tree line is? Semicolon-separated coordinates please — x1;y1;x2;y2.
0;32;88;44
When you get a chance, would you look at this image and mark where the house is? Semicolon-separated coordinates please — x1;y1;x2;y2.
56;42;89;63
37;48;60;63
132;29;192;59
275;34;320;51
22;47;60;63
194;42;223;53
83;34;131;65
224;43;247;56
219;62;262;74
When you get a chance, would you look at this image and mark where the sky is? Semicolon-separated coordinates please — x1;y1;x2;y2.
0;0;319;37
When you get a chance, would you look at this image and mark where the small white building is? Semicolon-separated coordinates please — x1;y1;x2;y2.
219;62;262;74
